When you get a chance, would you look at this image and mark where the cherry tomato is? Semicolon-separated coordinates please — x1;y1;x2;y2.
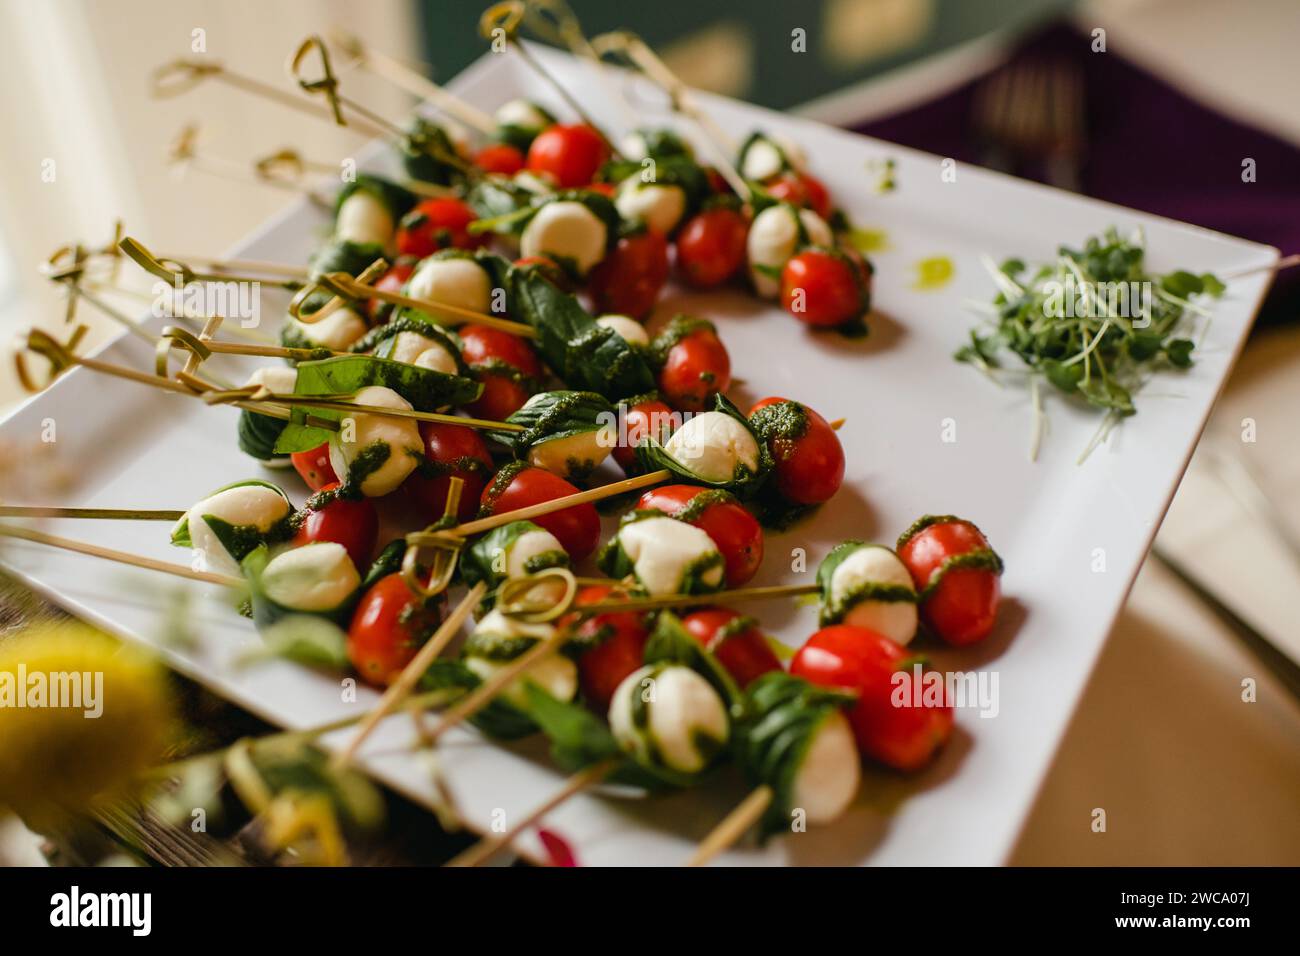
368;258;416;323
766;172;832;221
897;517;1002;646
293;483;378;571
748;397;845;506
701;166;731;195
612;396;676;474
458;324;543;421
474;142;525;176
791;625;953;771
675;207;748;289
513;254;574;292
395;197;486;259
780;249;868;329
479;463;600;561
636;484;762;586
291;442;337;491
681;607;781;688
654;319;731;413
404;422;494;523
584;181;616;198
526;124;610;189
347;573;446;687
587;231;670;319
562;584;650;712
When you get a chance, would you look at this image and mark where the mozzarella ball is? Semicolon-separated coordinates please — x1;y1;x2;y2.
261;542;360;612
413;346;459;376
608;664;729;775
595;314;649;347
620;131;650;161
746;205;833;299
327;385;423;497
741;133;807;181
185;484;290;576
615;180;686;236
243;365;298;394
383;330;460;378
528;428;614;479
830;545;918;646
520;201;608;276
335;192;394;249
463;610;576;708
504;528;567;578
789;710;860;825
662;411;760;484
285;307;368;351
407;257;493;316
495;99;550;131
615;516;723;596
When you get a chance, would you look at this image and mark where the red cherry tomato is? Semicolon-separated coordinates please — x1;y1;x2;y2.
748;397;845;506
701;166;731;195
291;442;337;491
636;484;762;586
897;518;1002;646
791;625;953;771
293;482;378;571
368;258;416;322
681;607;781;688
766;172;832;221
526;124;610;189
587;231;670;319
403;422;493;523
584;181;616;198
780;249;867;329
457;324;543;379
675;207;748;289
458;323;543;421
513;255;574;292
395;198;486;259
479;463;600;561
612;396;676;474
654;319;731;413
474;142;525;176
563;584;650;713
347;573;446;687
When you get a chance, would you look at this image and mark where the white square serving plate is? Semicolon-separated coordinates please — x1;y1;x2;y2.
0;46;1278;866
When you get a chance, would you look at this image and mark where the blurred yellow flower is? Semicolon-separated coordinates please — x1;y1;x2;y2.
0;622;172;827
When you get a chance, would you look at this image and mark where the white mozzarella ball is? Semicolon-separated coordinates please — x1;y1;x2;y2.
528;429;614;479
831;546;918;646
790;710;860;825
504;528;567;578
616;516;723;596
608;664;729;775
335;192;394;248
464;610;576;707
745;205;832;299
620;131;649;161
615;181;686;236
406;257;493;315
595;314;649;346
286;307;368;351
520;201;607;276
243;365;298;394
495;99;550;131
186;484;290;575
662;411;760;483
413;346;459;376
741;133;808;181
382;330;459;377
261;542;360;612
327;385;422;497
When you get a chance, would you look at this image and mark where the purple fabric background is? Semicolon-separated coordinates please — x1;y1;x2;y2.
852;24;1298;327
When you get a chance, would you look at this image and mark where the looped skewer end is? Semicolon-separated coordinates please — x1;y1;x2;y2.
289;35;346;125
253;149;307;186
495;567;579;624
119;236;194;286
480;1;525;41
151;59;222;99
155;325;214;378
15;325;87;393
400;531;465;602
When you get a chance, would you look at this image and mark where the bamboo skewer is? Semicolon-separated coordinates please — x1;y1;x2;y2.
480;2;621;159
327;27;496;135
331;581;488;769
150;58;364;126
445;755;620;867
686;785;774;866
0;506;184;521
0;524;241;588
451;468;669;537
168;124;329;203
